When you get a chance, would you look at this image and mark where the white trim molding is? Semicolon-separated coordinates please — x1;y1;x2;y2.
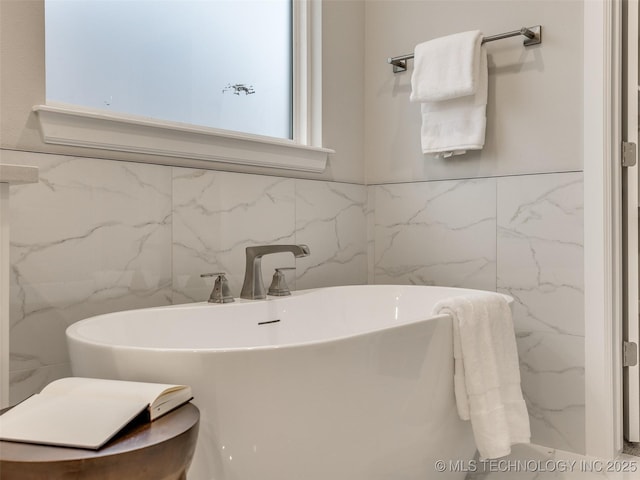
0;183;8;409
33;104;333;173
0;164;39;408
584;0;623;459
33;0;329;175
293;0;323;147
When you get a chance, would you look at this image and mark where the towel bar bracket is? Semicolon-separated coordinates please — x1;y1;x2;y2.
521;25;542;47
387;25;542;73
389;58;409;74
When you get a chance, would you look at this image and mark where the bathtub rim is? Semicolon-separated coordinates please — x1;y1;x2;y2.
66;285;513;354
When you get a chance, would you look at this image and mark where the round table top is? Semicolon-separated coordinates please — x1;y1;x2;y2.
0;402;199;462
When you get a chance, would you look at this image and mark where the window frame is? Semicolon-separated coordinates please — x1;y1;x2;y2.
33;0;331;173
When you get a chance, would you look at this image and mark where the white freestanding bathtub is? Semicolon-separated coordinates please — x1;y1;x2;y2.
66;285;504;480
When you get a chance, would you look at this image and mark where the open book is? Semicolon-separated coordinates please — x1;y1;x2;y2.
0;377;193;450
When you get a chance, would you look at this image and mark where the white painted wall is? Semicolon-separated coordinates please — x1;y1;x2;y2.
0;0;366;184
363;0;588;455
322;0;366;182
364;0;583;184
0;0;616;459
0;0;366;401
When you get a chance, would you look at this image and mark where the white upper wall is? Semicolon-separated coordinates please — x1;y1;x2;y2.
322;0;366;182
0;0;366;184
1;0;584;186
364;0;584;184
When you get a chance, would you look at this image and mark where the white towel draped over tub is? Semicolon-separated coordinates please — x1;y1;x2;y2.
410;30;488;158
433;292;531;459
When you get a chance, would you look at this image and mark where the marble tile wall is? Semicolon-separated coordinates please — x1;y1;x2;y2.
5;149;584;456
370;171;585;455
5;151;368;404
8;153;173;403
372;178;497;291
497;173;585;454
172;169;297;304
172;168;368;302
294;179;368;289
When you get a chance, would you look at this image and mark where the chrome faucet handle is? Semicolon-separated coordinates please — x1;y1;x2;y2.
200;272;235;303
240;244;310;300
268;267;295;296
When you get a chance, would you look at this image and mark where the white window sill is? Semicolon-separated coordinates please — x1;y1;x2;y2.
33;105;333;173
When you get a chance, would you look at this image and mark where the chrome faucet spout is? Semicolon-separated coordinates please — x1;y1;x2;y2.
240;244;310;300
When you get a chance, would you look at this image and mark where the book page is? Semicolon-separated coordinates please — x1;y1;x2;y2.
41;377;187;406
150;391;194;420
0;393;147;449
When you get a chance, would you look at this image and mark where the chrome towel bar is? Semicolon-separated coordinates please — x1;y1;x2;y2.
387;25;542;73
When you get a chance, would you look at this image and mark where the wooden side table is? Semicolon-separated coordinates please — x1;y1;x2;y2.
0;402;199;480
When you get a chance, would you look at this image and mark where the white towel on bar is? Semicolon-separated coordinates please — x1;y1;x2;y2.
410;30;483;103
433;292;531;459
409;30;488;158
418;48;488;157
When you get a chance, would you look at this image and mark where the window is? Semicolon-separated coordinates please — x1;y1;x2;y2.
45;0;292;140
36;0;329;173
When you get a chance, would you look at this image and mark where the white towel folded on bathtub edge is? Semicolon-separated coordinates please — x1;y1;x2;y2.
433;292;531;459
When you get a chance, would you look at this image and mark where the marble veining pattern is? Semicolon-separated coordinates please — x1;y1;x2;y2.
370;171;585;456
172;169;368;303
366;187;375;285
172;168;296;303
7;152;173;401
5;148;585;460
6;152;368;405
295;180;367;289
497;174;584;336
372;178;497;291
497;172;585;454
516;331;585;455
